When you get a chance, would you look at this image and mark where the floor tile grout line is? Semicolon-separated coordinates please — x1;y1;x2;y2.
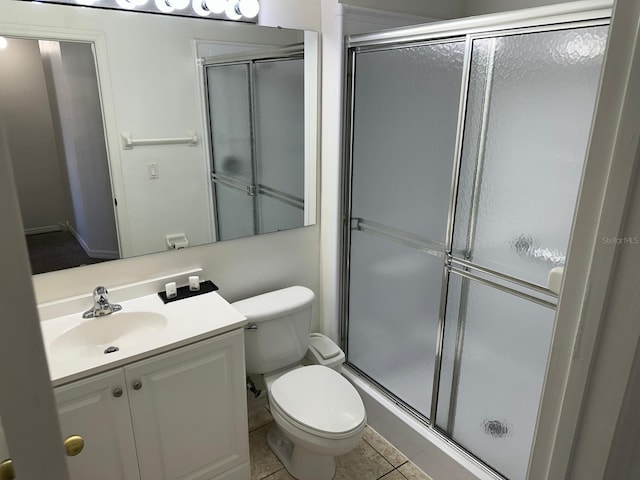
259;466;286;480
376;463;411;480
249;419;274;433
362;433;408;469
249;406;423;480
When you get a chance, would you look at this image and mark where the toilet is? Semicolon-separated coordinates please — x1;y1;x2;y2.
232;286;366;480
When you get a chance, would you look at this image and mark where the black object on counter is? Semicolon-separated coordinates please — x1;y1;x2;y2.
158;280;219;304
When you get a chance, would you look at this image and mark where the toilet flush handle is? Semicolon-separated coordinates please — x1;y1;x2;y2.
245;324;258;331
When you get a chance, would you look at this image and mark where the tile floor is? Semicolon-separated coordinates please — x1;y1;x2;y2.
248;401;433;480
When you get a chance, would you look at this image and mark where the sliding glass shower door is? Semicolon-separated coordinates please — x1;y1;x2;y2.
437;26;608;480
206;63;256;241
204;53;305;241
343;18;608;480
347;41;465;417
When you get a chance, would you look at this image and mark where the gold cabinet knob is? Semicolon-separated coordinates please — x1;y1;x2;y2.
0;436;85;479
0;459;15;480
64;435;85;457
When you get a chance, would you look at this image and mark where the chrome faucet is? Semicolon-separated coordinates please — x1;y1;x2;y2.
83;286;122;319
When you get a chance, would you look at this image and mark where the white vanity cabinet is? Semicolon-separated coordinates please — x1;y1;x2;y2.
55;369;140;479
55;328;250;480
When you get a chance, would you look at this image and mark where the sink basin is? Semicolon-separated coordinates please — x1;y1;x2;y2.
39;286;248;384
49;312;167;358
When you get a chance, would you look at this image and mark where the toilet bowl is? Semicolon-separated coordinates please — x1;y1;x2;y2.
232;287;366;480
266;365;366;479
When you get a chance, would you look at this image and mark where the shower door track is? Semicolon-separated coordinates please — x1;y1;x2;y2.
340;4;612;479
347;363;509;480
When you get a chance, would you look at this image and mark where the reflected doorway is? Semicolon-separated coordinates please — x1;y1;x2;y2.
0;37;118;273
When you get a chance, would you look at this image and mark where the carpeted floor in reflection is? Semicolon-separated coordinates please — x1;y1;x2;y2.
26;230;109;274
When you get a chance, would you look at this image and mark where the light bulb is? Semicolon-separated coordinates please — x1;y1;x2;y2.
155;0;174;12
224;0;242;20
0;37;7;50
204;0;225;14
115;0;136;9
238;0;258;18
192;0;210;16
167;0;190;9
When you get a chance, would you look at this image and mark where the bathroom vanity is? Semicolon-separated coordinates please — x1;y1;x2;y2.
54;330;248;480
0;276;250;480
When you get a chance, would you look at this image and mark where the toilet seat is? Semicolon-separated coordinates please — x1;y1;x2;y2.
269;365;366;439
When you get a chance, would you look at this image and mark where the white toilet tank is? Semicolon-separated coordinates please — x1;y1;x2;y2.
232;286;315;374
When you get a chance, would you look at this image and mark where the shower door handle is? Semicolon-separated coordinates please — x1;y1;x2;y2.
211;172;256;196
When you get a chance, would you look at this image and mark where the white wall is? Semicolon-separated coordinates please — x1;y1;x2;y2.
259;0;322;30
464;0;578;16
342;5;437;35
0;38;72;233
340;0;465;19
339;0;581;22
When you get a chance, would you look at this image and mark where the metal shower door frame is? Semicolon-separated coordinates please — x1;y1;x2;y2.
339;3;612;478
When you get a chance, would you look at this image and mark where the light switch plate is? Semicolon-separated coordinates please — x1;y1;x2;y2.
148;163;159;179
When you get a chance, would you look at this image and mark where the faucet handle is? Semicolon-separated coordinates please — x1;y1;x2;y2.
94;286;107;295
93;286;108;301
83;286;121;318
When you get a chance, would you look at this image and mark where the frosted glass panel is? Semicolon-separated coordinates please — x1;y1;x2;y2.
438;275;556;480
350;42;465;242
254;59;305;199
207;64;254;185
453;26;607;285
258;194;303;234
215;184;255;241
348;231;442;417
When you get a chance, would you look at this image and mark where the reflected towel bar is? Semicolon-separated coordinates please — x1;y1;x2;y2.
121;131;198;149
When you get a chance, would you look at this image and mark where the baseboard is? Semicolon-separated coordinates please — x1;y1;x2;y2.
212;461;250;480
25;225;63;235
68;224;118;260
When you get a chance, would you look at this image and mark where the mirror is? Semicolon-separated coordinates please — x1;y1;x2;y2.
0;1;318;274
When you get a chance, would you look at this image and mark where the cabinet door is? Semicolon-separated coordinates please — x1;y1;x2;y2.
55;369;140;480
125;330;249;480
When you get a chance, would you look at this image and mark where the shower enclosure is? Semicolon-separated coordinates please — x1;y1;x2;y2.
341;8;609;480
203;47;305;241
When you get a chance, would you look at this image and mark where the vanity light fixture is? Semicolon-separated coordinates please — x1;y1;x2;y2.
191;0;210;16
114;0;136;9
154;0;175;13
166;0;190;9
205;0;225;14
30;0;259;22
238;0;258;18
224;0;242;20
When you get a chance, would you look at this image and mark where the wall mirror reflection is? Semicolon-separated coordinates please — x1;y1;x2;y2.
204;46;305;241
0;1;318;275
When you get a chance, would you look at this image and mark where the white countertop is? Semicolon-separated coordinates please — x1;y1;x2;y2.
40;290;247;387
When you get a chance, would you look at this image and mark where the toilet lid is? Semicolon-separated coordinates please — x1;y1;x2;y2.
270;365;366;436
